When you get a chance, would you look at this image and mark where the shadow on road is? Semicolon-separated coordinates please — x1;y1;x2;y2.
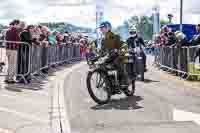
141;79;160;83
2;62;81;93
4;82;45;92
91;95;143;110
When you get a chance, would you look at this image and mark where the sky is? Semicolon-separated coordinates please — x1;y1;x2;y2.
0;0;200;28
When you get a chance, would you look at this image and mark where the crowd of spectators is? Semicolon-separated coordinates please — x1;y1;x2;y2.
146;24;200;73
1;20;89;47
0;19;89;84
148;24;200;48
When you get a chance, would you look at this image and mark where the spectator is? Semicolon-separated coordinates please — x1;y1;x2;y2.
175;31;188;47
5;20;21;83
47;31;57;46
194;47;200;65
17;25;34;83
39;26;48;42
191;24;200;64
19;21;26;32
40;26;49;73
63;33;69;44
32;26;41;45
166;31;177;46
160;26;170;47
80;39;87;58
56;32;64;45
190;24;200;46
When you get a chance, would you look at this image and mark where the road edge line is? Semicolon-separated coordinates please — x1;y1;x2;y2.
51;62;86;133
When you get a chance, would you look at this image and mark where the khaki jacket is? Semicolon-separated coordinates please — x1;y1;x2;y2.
101;31;122;51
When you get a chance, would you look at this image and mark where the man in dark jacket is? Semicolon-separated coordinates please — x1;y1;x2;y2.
195;48;200;63
190;24;200;46
17;25;34;83
126;28;147;71
5;20;21;83
166;32;177;46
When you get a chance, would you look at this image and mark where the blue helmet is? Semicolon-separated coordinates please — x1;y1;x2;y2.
99;21;112;30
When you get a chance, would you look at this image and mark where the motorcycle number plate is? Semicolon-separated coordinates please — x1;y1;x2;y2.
108;70;117;75
137;57;142;59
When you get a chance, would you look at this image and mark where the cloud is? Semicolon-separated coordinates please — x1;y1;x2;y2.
0;0;200;27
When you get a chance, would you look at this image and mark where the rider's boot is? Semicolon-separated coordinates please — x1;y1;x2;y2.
120;84;132;94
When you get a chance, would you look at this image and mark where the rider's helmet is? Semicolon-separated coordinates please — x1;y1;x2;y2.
129;26;137;36
99;21;112;31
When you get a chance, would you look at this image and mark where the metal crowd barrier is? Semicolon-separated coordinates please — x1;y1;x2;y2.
0;40;31;83
0;40;82;84
30;43;81;82
155;46;200;80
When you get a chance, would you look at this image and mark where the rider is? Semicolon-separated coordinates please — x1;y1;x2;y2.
126;27;147;71
99;21;129;91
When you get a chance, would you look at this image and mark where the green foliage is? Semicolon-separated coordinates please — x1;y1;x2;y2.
0;24;7;33
114;21;129;41
160;19;169;27
114;15;154;41
39;22;92;33
128;16;153;40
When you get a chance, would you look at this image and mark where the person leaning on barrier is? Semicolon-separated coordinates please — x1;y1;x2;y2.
160;26;170;47
174;31;188;48
18;21;26;33
17;25;35;83
63;33;69;44
194;47;200;64
39;26;49;74
56;32;64;45
190;24;200;46
166;31;177;46
99;21;129;90
47;31;57;46
5;20;21;84
31;26;41;46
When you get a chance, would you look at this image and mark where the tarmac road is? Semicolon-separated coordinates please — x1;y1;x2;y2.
63;62;200;133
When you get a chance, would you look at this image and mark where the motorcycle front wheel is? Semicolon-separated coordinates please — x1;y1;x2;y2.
86;70;111;104
137;58;145;81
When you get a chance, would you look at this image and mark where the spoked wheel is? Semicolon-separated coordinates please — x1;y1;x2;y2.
124;79;135;96
86;70;111;104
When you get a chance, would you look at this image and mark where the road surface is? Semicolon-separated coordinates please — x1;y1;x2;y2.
0;59;200;133
63;61;200;133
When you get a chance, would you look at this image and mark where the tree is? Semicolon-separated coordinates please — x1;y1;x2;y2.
127;15;153;40
114;21;129;41
0;24;7;33
39;22;92;33
160;19;169;27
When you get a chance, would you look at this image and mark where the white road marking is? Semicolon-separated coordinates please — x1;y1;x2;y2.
33;91;49;97
0;128;13;133
0;94;42;104
0;107;48;124
52;62;86;133
173;109;200;125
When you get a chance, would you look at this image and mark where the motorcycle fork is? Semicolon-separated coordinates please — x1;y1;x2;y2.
96;73;104;88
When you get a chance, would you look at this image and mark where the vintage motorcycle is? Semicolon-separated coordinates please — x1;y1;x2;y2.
86;50;136;104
